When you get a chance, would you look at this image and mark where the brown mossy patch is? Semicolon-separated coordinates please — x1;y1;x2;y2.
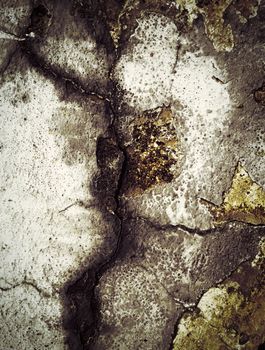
233;0;261;22
202;163;265;225
173;240;265;350
107;0;187;49
123;106;183;196
200;0;234;52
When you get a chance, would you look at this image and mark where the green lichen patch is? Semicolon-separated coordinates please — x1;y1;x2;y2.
176;0;262;51
124;107;183;195
173;242;265;350
203;163;265;225
176;0;234;51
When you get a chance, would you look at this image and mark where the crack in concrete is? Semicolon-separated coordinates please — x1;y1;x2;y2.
5;2;263;349
0;279;54;298
21;43;111;102
61;7;265;348
79;99;128;349
120;213;265;236
0;30;26;41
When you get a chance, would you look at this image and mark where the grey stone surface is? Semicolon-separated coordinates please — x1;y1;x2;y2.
0;1;264;350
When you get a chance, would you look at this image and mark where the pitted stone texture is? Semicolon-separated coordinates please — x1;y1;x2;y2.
91;218;263;349
94;263;183;350
0;285;64;349
114;13;179;112
28;0;112;95
114;10;265;229
0;53;116;349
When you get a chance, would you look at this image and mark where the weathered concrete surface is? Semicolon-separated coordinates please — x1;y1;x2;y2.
114;8;264;230
89;1;265;349
173;240;265;350
91;220;263;349
0;0;32;72
0;3;120;346
0;1;265;350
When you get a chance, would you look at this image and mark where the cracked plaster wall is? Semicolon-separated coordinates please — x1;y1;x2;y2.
0;1;265;350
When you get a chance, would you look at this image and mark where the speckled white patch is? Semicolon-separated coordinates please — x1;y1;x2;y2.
0;60;112;348
114;13;179;112
116;14;235;229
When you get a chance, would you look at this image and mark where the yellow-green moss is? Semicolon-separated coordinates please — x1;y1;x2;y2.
176;0;234;52
205;163;265;225
173;242;265;350
176;0;260;52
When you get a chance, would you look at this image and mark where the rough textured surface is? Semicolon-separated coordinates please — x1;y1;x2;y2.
0;0;32;71
0;1;265;350
90;220;263;349
173;240;265;350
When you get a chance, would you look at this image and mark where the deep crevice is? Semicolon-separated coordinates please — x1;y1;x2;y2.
62;99;128;349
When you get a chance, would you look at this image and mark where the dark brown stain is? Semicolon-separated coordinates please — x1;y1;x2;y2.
12;1;262;350
233;0;260;19
122;106;184;195
22;0;115;97
254;84;265;105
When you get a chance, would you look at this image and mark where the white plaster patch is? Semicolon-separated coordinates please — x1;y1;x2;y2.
118;24;235;229
114;13;179;112
164;51;233;228
0;285;64;349
0;61;111;348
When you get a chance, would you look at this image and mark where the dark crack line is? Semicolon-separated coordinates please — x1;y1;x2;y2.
62;42;128;347
119;212;265;236
0;29;27;41
70;17;132;347
83;99;128;349
0;279;52;298
15;4;265;349
58;200;97;214
20;39;111;103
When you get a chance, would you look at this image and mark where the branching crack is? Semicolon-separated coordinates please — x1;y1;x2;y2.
12;3;264;350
